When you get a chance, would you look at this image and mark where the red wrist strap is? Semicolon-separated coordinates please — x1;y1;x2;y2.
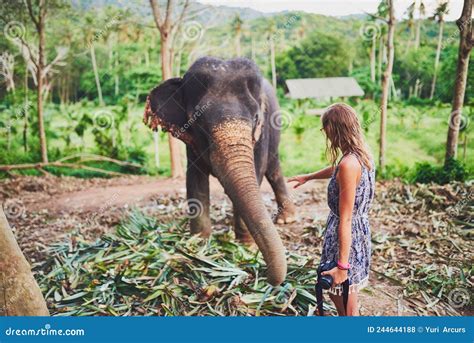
337;261;350;270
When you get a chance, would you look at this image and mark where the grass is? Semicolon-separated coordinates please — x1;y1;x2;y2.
0;99;472;180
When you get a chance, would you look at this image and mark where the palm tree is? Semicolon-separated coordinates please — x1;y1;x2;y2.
266;20;277;89
446;0;473;162
84;15;104;106
232;14;243;56
430;1;449;99
379;0;395;170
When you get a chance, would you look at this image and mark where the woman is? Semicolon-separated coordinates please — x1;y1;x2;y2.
288;103;375;316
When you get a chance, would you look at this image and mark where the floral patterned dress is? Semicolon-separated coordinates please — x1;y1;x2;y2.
320;153;375;295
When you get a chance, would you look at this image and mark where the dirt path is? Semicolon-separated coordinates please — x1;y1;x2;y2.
1;175;406;316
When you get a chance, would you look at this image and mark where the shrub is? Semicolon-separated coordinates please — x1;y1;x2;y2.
412;158;470;184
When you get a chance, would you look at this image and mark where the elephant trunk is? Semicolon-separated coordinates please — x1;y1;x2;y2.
210;120;287;286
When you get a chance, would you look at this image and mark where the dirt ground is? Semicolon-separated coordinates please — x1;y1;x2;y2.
1;175;470;316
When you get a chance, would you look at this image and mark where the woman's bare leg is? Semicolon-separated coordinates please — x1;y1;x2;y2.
329;292;359;316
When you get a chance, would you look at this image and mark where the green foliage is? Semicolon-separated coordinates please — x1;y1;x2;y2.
276;32;350;84
412;158;470;184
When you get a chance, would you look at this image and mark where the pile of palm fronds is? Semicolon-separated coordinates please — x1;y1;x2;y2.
370;181;473;315
37;211;320;316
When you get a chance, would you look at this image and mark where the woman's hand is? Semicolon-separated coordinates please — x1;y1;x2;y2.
287;174;309;188
321;267;348;287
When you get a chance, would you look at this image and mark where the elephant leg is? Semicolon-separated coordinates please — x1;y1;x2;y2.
186;157;211;237
233;210;254;244
265;161;296;224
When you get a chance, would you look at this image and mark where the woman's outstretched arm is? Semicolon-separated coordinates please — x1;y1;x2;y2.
287;166;334;188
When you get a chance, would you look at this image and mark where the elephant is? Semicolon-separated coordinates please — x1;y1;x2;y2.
144;56;296;286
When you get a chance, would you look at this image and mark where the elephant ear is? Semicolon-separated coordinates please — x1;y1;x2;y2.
143;78;193;146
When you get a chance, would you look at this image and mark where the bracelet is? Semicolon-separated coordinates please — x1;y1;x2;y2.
337;261;350;270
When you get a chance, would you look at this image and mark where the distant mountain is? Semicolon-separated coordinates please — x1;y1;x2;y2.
71;0;273;24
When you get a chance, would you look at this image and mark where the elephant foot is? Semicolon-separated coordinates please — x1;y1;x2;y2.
190;219;212;238
275;204;297;225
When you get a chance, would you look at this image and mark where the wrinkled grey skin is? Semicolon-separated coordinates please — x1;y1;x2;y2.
144;57;296;285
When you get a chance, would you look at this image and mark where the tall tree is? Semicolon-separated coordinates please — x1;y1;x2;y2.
430;1;449;99
378;0;395;170
25;0;48;163
232;14;243;56
445;0;473;161
415;1;425;49
266;20;277;90
149;0;190;178
84;15;104;105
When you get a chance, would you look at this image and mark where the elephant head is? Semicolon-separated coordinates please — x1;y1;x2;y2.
144;57;286;286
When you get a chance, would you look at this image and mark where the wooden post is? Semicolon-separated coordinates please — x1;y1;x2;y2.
0;208;49;316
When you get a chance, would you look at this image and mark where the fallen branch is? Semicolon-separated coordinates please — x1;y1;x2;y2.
0;154;142;176
0;161;124;176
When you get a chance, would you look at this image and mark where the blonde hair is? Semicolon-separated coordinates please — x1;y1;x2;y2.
321;103;373;170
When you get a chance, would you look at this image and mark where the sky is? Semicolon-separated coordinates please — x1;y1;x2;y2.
198;0;466;21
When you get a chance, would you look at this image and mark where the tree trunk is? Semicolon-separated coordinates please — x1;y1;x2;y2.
154;131;160;168
415;17;421;49
370;34;376;82
378;34;383;83
0;208;49;316
114;51;119;96
251;37;256;61
430;19;444;99
445;0;473;162
161;34;184;178
37;2;48;163
235;30;241;56
23;68;29;152
379;0;395;170
270;38;277;90
90;44;104;105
